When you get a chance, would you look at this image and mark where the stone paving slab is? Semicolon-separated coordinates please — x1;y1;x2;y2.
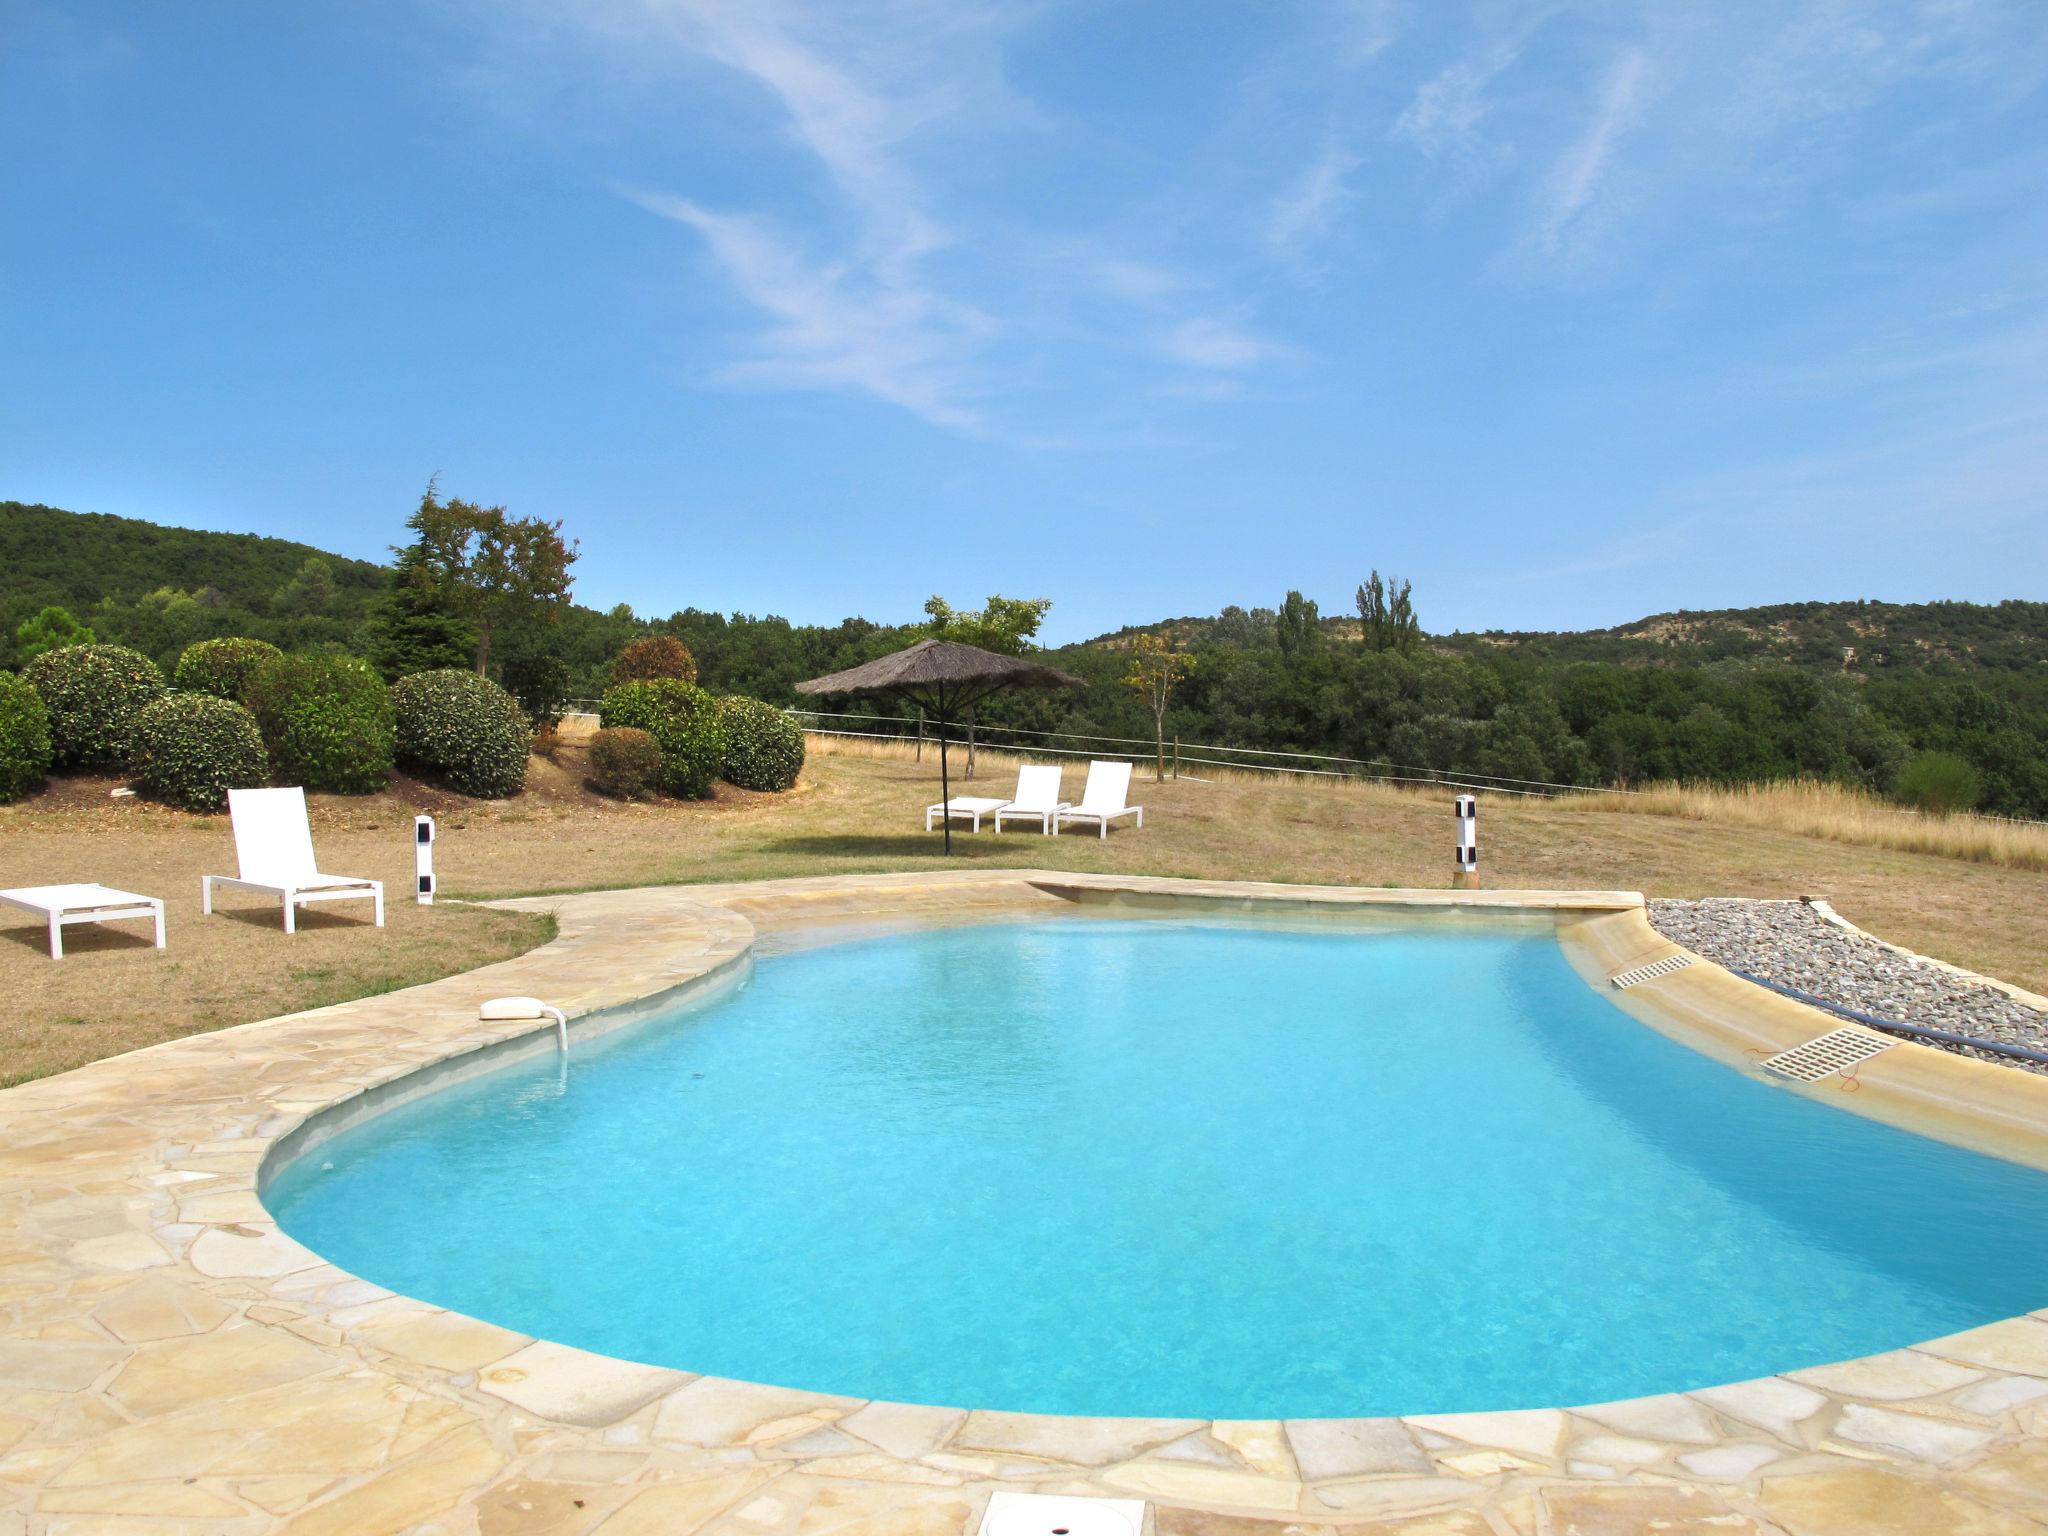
0;870;2044;1534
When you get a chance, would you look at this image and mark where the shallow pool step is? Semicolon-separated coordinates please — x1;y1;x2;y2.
1609;953;1694;989
1760;1025;1895;1082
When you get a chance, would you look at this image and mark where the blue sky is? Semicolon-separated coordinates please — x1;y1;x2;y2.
4;1;2044;643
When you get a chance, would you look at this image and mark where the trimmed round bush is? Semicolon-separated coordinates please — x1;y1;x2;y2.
248;653;395;794
174;637;284;704
132;693;269;812
0;672;53;803
598;679;724;799
588;726;663;801
24;643;167;770
392;669;530;798
717;695;805;791
609;635;698;687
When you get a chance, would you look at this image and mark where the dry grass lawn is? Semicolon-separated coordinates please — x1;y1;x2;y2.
4;733;2046;1088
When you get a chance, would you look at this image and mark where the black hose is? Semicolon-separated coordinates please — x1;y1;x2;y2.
1725;966;2048;1068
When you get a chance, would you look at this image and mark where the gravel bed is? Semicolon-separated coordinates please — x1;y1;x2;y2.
1648;897;2048;1077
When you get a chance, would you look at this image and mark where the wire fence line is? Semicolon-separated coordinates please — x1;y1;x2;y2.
789;708;1587;799
561;699;2048;823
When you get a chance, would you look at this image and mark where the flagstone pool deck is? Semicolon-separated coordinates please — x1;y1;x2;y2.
3;870;2047;1536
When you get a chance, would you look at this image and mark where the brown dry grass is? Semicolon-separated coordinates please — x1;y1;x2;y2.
1560;778;2048;873
4;734;2046;1087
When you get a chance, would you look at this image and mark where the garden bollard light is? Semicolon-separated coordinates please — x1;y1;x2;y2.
415;814;435;904
1454;794;1478;888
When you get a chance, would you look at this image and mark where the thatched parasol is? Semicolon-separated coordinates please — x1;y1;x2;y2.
796;638;1085;852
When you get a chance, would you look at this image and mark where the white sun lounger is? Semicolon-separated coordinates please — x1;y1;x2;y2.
1057;760;1144;838
925;795;1009;832
994;764;1070;834
202;786;384;934
0;884;165;959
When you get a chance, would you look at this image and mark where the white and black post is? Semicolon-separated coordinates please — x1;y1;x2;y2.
1454;794;1478;886
414;814;436;904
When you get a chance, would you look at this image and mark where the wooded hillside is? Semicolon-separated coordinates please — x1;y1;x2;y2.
7;500;2045;815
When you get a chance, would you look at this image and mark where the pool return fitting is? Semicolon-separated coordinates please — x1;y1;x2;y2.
480;995;570;1053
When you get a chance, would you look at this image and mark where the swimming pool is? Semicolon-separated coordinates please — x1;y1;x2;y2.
265;917;2048;1419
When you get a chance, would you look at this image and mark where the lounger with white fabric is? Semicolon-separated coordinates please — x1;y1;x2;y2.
0;884;165;959
1057;759;1144;839
202;787;384;934
993;764;1070;834
925;795;1008;832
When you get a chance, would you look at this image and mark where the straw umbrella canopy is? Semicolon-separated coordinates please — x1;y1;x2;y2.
796;638;1085;853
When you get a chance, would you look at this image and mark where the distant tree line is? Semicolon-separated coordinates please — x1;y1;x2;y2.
6;498;2045;816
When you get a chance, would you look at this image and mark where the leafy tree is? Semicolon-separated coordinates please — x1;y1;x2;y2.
497;634;572;729
1358;571;1419;653
14;605;94;662
1210;605;1276;648
1387;577;1420;653
1894;750;1980;814
1124;633;1194;781
1275;590;1321;656
395;484;577;676
1356;573;1387;651
364;547;479;681
923;593;1052;654
273;555;339;615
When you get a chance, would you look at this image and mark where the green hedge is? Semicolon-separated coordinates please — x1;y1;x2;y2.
718;695;805;791
598;678;724;799
174;637;284;704
588;726;663;800
24;643;167;770
248;654;395;794
393;669;530;798
132;693;269;812
0;672;53;803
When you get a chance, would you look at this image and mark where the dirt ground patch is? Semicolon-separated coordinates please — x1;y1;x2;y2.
4;735;2045;1087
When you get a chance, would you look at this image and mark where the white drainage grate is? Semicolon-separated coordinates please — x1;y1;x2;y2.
979;1494;1146;1536
1610;953;1694;989
1760;1026;1894;1082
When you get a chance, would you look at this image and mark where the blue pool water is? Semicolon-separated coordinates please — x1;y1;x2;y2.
266;918;2048;1418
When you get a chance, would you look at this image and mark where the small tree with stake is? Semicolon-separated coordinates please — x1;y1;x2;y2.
1124;632;1193;782
397;482;578;677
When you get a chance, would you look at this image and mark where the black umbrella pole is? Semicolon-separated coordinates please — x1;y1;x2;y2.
938;727;952;854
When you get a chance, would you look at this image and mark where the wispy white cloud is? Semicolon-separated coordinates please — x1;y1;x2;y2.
627;190;992;430
1159;317;1290;372
1419;1;2048;278
639;0;951;269
1392;30;1529;161
1265;144;1362;255
1070;252;1192;309
580;1;1022;428
1521;46;1653;264
1328;0;1409;64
